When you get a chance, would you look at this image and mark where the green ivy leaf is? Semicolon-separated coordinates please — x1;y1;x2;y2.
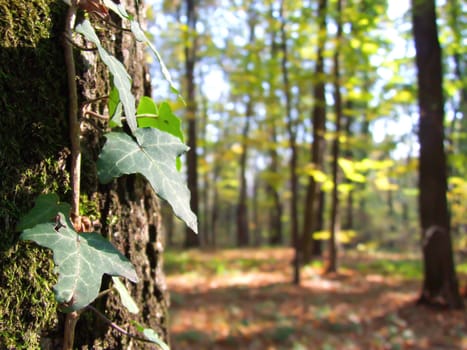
102;0;129;19
142;329;170;350
75;20;137;133
16;193;70;231
137;99;184;171
20;213;138;312
97;129;198;233
112;276;139;314
130;20;181;97
132;321;170;350
109;86;123;127
137;100;184;142
136;96;158;120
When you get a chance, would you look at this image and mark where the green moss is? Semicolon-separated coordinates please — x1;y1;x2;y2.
0;1;69;348
80;193;101;221
0;244;58;350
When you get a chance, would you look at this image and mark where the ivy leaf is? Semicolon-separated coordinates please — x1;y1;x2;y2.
112;276;139;314
136;96;158;121
143;329;170;350
130;20;181;97
137;100;184;142
108;85;123;127
75;20;137;133
102;0;129;19
137;99;184;171
20;213;138;312
16;193;70;231
132;321;170;350
97;129;198;233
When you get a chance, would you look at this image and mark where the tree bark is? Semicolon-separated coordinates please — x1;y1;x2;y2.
279;0;300;284
184;0;200;248
411;0;463;309
236;97;252;247
236;11;258;247
266;4;283;246
302;0;327;262
0;1;169;348
326;0;343;274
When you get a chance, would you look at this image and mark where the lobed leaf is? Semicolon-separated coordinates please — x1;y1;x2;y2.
20;213;138;312
137;100;184;142
97;129;198;233
16;193;71;231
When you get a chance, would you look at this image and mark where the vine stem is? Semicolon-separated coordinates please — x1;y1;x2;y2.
63;1;80;350
64;0;80;221
87;305;156;344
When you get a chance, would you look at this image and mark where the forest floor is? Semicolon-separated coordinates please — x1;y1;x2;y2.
165;247;467;350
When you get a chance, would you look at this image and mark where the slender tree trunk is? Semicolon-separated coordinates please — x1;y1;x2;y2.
184;0;200;248
236;12;258;247
252;174;261;246
279;0;300;284
237;98;252;247
266;5;283;246
326;0;343;274
199;87;210;246
342;103;354;232
411;0;463;309
302;0;327;262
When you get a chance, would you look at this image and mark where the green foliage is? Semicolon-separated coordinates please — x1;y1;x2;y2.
350;258;422;279
97;128;197;232
112;276;139;314
21;212;138;312
75;19;137;133
137;100;184;142
16;193;70;231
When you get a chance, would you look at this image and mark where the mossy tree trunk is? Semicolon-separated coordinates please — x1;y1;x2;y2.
0;1;169;349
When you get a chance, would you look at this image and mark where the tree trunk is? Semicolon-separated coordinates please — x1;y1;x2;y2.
236;12;258;247
236;98;252;247
302;0;327;262
184;0;200;248
326;0;343;274
0;1;169;348
279;0;300;284
266;4;283;246
411;0;463;309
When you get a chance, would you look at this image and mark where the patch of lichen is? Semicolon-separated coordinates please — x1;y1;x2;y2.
0;0;69;348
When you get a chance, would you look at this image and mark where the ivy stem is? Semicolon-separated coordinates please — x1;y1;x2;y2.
62;311;80;350
64;1;80;221
63;2;80;350
87;305;156;344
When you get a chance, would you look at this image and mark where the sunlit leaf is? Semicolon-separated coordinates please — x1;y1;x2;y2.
102;0;129;19
137;100;184;142
338;158;366;183
112;276;139;314
132;321;170;350
108;86;123;127
374;176;398;191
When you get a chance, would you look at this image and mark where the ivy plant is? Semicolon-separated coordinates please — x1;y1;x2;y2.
18;0;194;349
